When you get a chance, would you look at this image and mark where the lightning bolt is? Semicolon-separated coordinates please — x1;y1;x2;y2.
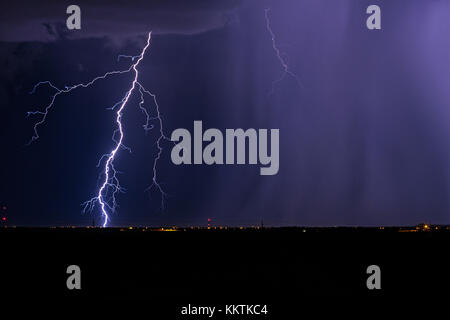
264;8;302;94
27;31;169;227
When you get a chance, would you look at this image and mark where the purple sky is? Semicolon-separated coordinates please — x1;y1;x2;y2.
1;0;450;226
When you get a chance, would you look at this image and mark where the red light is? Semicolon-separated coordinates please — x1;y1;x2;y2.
207;218;211;222
1;217;6;221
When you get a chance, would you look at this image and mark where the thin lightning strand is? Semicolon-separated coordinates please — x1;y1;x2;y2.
137;82;170;208
28;31;168;227
264;8;302;94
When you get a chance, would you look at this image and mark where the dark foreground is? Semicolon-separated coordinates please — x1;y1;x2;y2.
0;226;448;311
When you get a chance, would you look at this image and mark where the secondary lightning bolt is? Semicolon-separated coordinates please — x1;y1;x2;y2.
264;8;302;94
27;31;169;227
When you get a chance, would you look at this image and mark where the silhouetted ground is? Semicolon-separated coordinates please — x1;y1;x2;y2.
0;226;448;312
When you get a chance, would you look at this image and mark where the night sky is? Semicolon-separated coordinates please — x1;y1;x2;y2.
1;0;450;227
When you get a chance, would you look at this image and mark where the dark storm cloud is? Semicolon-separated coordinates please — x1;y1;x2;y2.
0;0;242;42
